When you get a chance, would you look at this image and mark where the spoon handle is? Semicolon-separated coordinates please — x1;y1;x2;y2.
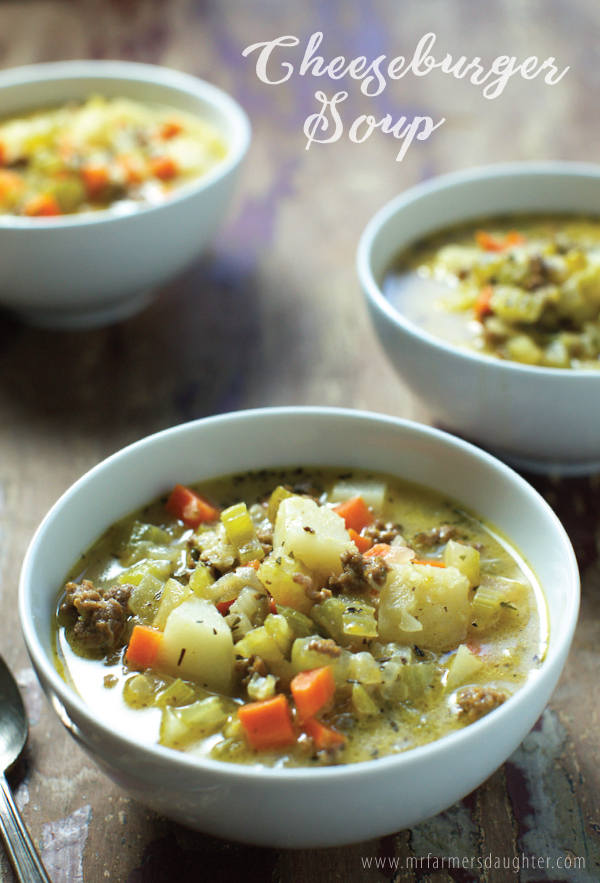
0;773;52;883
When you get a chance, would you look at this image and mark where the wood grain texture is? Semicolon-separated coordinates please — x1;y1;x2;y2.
0;1;598;880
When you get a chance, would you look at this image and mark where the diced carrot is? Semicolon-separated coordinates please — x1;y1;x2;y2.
333;495;374;533
81;164;111;199
22;193;62;217
504;230;526;248
125;625;163;669
246;559;261;571
474;285;494;322
290;666;336;721
118;154;144;185
0;168;25;199
303;717;346;750
237;693;296;750
475;229;526;252
165;484;221;528
413;559;447;568
363;543;392;558
216;598;235;616
349;528;373;554
268;594;277;615
160;120;183;140
149;155;178;180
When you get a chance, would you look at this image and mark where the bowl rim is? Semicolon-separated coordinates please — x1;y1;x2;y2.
357;159;600;380
0;59;251;230
19;406;580;782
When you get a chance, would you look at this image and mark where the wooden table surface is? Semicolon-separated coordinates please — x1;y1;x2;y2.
0;1;599;881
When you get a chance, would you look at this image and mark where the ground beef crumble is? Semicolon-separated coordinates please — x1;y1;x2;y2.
327;550;390;595
413;524;460;548
60;579;132;650
456;685;507;721
363;519;404;545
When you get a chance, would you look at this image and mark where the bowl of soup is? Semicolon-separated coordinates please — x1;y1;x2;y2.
0;60;250;329
19;407;578;847
358;162;600;475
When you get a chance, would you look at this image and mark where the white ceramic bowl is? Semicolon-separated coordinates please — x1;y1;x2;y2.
0;61;250;329
19;407;578;848
358;162;600;475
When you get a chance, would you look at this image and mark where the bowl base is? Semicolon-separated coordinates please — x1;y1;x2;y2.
14;288;155;331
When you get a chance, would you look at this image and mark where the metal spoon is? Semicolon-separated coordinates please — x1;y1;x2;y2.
0;655;52;882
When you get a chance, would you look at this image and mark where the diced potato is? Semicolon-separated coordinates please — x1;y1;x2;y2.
273;496;355;576
444;540;480;587
446;644;483;690
378;563;470;653
257;553;314;615
153;577;191;631
157;597;235;695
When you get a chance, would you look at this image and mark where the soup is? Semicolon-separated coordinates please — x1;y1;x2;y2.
54;467;547;767
384;214;600;369
0;94;226;216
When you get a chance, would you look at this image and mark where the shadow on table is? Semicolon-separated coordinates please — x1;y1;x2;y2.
0;252;264;442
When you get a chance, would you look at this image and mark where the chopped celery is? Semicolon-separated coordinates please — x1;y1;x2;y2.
347;651;383;686
247;672;278;701
118;558;172;586
155;678;199;708
257;553;314;615
129;573;164;625
235;625;285;665
221;502;265;564
310;597;346;643
351;683;380;716
153;577;191;630
275;605;315;638
129;521;173;546
205;570;266;608
123;673;160;709
263;613;295;656
471;578;528;630
400;662;439;698
234;623;295;683
188;562;214;598
267;485;294;525
342;602;378;638
178;695;231;731
291;636;350;686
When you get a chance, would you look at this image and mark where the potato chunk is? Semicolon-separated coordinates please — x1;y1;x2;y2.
157;597;234;695
273;496;355;576
378;563;470;653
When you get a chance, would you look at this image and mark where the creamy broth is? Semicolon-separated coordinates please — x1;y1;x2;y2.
54;467;547;767
384;214;600;368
